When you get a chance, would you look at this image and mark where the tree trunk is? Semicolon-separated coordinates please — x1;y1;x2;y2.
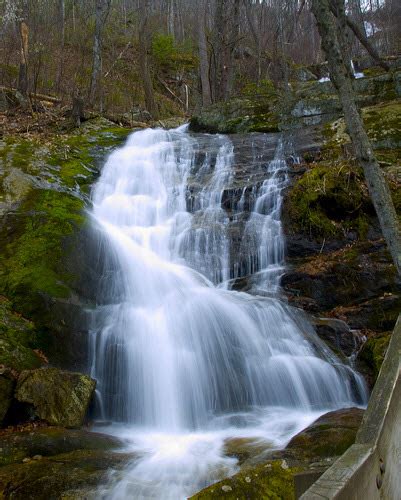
311;0;401;276
56;0;66;93
198;0;212;107
89;0;111;107
17;1;29;97
138;0;159;119
211;0;240;103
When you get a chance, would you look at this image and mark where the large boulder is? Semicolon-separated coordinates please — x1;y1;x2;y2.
15;368;96;428
285;408;364;460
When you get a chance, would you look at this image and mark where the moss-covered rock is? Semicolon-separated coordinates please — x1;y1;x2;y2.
190;95;280;134
15;368;96;428
0;296;43;373
0;121;129;369
358;332;391;382
0;427;123;467
286;408;364;460
0;448;131;500
223;437;273;466
284;160;373;240
190;459;300;500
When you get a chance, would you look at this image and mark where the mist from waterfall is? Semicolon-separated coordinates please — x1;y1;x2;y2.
88;126;367;499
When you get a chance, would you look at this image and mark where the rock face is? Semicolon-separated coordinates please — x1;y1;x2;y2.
190;70;401;134
0;371;14;425
16;368;96;428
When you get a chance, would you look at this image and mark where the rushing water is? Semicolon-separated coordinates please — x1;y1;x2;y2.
89;126;367;499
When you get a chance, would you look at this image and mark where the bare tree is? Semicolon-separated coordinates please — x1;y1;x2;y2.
197;0;212;107
89;0;111;107
311;0;401;276
17;0;29;97
138;0;159;119
211;0;241;102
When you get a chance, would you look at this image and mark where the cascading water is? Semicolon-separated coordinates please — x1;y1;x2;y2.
89;126;367;499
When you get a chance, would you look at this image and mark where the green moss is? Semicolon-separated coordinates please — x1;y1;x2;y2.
285;161;371;238
359;333;391;381
362;100;401;148
1;190;84;309
0;296;42;371
190;460;300;500
0;121;129;325
190;94;280;134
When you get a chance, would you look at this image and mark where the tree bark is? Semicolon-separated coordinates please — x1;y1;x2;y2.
197;0;212;107
56;0;66;92
17;1;29;97
89;0;111;107
211;0;240;103
311;0;401;276
138;0;159;119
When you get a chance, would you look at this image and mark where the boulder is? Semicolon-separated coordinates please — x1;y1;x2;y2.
286;408;364;460
16;368;96;428
0;448;132;500
0;427;123;467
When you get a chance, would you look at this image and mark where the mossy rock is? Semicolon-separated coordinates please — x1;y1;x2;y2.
190;95;280;134
358;332;391;382
0;448;132;500
286;408;364;460
0;296;43;373
0;427;123;467
0;123;129;367
223;437;274;466
16;368;96;428
189;459;301;500
325;99;401;150
284;160;373;240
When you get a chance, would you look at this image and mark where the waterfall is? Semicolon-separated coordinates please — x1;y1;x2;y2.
88;126;367;499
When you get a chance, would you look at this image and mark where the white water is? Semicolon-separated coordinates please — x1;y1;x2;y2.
89;127;367;499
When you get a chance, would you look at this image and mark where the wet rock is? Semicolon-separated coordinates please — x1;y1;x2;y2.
286;408;364;461
0;427;123;467
16;368;96;428
312;317;363;358
223;437;273;466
